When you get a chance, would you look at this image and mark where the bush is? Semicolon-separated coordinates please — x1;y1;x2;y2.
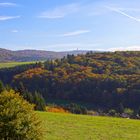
87;110;99;116
108;109;117;116
46;106;69;113
122;108;134;118
0;90;44;140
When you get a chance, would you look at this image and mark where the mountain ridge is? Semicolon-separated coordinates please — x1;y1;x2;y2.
0;48;92;62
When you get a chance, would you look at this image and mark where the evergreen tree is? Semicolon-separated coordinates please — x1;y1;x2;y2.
34;91;46;111
0;80;4;93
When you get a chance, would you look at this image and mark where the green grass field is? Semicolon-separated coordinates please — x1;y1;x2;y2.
38;112;140;140
0;61;35;69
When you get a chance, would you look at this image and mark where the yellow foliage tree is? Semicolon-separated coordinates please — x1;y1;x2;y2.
0;90;44;140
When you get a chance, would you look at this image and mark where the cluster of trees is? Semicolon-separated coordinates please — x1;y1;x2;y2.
0;80;46;111
0;51;140;116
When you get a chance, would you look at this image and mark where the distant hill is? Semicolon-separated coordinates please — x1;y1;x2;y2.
0;48;90;62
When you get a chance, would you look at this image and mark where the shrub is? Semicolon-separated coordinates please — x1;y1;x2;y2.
137;108;140;116
46;106;69;113
87;110;99;116
122;108;134;118
0;90;44;140
108;109;117;116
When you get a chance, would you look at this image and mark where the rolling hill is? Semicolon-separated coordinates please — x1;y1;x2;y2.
0;48;90;62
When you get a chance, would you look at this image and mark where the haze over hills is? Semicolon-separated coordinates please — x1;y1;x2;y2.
0;48;91;62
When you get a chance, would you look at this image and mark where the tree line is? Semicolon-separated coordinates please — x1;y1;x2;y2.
0;51;140;116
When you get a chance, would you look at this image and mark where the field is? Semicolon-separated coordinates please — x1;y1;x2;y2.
0;61;35;69
38;112;140;140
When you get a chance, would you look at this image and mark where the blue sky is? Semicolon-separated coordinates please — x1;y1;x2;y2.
0;0;140;51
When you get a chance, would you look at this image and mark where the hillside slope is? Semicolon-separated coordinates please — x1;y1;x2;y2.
0;48;89;62
39;112;140;140
0;51;140;117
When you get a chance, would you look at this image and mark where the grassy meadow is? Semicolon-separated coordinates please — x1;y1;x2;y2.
38;112;140;140
0;61;35;69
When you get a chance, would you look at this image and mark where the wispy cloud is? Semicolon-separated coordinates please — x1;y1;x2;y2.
118;8;140;12
39;3;79;19
0;2;18;7
0;16;20;21
11;30;19;33
38;2;109;19
60;30;91;37
106;6;140;22
108;45;140;51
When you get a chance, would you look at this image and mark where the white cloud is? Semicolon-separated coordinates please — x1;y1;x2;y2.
49;43;82;48
0;2;18;7
0;16;20;21
46;43;101;51
108;46;140;51
39;3;79;19
106;6;140;22
60;30;91;37
11;30;19;33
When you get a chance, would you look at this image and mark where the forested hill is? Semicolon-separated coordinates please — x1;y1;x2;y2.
0;51;140;112
0;48;89;62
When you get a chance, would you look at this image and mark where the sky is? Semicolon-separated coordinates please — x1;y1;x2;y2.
0;0;140;51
